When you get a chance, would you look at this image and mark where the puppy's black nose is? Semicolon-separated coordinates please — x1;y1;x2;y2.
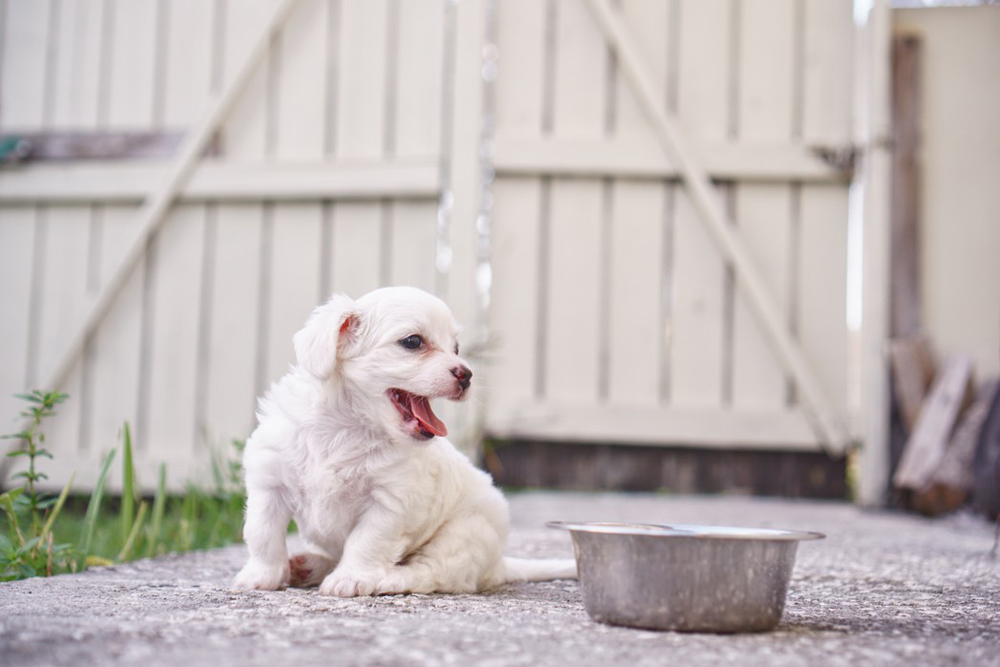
451;365;473;390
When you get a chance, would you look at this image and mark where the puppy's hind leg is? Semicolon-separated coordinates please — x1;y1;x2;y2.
376;517;506;595
289;552;337;587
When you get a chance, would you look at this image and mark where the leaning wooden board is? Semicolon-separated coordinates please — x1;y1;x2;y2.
893;355;974;494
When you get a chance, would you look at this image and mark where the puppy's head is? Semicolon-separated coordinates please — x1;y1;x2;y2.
293;286;472;442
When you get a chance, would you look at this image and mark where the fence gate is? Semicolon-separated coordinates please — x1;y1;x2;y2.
485;0;854;454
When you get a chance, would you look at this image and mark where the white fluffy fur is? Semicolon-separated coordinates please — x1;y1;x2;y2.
234;286;575;596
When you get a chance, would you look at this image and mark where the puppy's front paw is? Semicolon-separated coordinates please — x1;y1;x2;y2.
234;559;290;591
318;570;383;597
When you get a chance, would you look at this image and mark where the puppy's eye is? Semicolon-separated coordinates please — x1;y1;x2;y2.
454;343;460;355
399;335;424;350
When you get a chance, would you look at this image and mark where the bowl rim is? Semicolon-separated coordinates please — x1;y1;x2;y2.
547;521;825;542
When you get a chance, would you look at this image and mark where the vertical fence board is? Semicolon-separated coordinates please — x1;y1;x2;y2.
546;178;603;403
335;0;387;158
275;0;328;160
144;206;204;463
162;0;215;127
106;0;158;128
331;0;388;299
607;0;673;406
608;181;663;405
203;206;262;446
35;207;91;462
85;205;144;468
487;178;543;415
51;0;104;129
390;201;438;293
494;0;546;135
0;209;37;428
614;0;670;142
222;0;271;159
731;185;792;407
803;0;853;147
490;0;547;417
390;1;443;300
544;0;606;403
331;202;383;297
395;0;444;159
1;0;52;129
799;186;849;415
267;205;323;386
731;0;795;409
265;0;328;386
800;0;852;416
670;0;730;408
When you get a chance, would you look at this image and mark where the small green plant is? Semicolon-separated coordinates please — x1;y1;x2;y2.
1;392;249;582
0;391;76;580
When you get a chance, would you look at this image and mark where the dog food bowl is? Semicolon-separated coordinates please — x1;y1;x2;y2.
548;521;824;633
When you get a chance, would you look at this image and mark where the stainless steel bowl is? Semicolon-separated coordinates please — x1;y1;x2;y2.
548;521;824;633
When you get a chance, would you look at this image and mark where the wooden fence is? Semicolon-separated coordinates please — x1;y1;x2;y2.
0;0;860;493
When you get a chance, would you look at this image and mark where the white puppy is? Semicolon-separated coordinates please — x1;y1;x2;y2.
234;286;575;596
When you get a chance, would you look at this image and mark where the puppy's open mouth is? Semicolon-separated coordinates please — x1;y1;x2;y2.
388;389;448;440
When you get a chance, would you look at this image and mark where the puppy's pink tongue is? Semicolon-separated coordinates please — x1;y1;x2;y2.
411;395;447;437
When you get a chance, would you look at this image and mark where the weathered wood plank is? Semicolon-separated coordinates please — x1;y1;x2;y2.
893;355;974;492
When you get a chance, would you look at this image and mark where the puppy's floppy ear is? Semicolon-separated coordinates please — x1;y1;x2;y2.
293;293;358;380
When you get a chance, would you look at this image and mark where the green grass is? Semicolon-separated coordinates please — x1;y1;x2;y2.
1;391;247;581
46;488;246;565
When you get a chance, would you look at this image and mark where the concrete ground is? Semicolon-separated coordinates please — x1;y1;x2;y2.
1;492;998;667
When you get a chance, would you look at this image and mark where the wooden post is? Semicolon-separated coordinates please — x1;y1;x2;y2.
856;0;894;506
890;35;923;338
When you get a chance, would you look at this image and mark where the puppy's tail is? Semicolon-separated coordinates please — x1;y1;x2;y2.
503;556;577;583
